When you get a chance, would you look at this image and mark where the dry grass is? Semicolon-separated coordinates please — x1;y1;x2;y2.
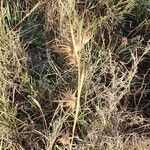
0;0;150;150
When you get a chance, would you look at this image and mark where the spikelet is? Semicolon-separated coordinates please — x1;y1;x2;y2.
121;37;128;47
53;26;93;67
58;130;70;145
59;90;77;110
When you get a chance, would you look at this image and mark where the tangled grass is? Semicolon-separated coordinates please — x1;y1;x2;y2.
0;0;150;149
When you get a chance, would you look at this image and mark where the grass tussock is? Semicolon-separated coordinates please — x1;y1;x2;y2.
0;0;150;150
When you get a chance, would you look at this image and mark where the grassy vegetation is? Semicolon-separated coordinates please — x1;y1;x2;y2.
0;0;150;149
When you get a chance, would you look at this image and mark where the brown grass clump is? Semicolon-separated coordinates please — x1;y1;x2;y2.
0;13;27;150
